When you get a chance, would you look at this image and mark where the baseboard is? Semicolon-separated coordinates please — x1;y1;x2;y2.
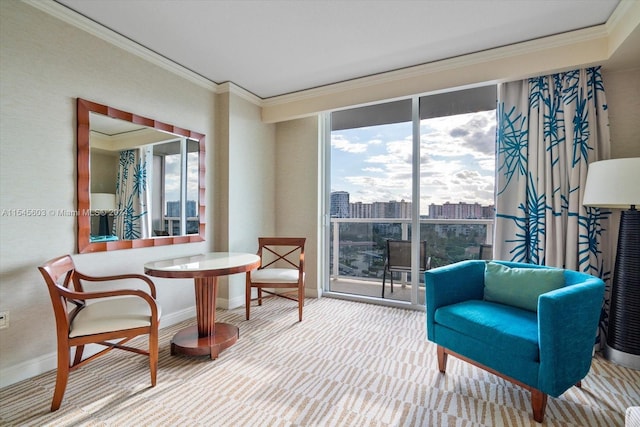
0;306;196;389
159;305;197;329
223;295;246;310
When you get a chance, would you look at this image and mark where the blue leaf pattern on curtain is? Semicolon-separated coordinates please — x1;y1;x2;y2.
495;67;613;347
114;147;152;240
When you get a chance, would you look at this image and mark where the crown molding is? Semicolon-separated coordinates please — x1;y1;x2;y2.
217;82;263;105
261;24;610;109
24;0;219;93
606;0;639;32
605;0;640;55
262;0;637;112
25;0;636;117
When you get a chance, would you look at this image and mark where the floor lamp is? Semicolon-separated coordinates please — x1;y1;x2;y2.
583;158;640;370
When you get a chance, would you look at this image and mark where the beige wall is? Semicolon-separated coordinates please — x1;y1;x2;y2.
0;1;219;385
603;68;640;158
216;90;277;307
275;117;321;296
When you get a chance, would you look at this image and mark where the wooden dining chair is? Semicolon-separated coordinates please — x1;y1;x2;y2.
38;255;161;411
246;237;306;321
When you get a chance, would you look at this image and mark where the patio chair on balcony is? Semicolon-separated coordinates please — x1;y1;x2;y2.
479;243;493;260
382;239;431;298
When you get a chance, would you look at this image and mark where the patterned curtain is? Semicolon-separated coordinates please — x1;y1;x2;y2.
495;67;614;346
113;147;152;240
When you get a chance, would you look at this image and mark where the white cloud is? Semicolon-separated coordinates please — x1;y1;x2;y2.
331;134;367;153
332;110;496;208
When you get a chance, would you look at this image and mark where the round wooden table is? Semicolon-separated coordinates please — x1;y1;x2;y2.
145;252;260;359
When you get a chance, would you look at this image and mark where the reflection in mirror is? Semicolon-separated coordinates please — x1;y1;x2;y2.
77;98;205;253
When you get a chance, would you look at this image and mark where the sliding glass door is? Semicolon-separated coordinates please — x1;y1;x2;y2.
324;87;496;308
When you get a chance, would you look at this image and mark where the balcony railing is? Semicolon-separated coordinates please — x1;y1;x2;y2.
160;216;200;235
329;218;493;301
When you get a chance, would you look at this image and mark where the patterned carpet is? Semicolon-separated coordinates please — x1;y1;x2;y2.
1;297;638;426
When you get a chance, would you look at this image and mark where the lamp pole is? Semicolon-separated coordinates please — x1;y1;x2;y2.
604;205;640;369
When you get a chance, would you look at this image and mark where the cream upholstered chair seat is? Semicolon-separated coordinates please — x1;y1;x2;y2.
70;297;162;338
250;268;303;284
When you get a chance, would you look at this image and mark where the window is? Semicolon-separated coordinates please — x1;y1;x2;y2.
152;138;200;236
325;86;496;307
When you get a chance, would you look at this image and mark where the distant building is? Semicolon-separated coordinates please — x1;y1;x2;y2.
331;191;350;218
335;191;492;220
166;200;198;217
428;202;494;219
387;200;411;218
350;198;411;219
482;205;495;219
350;201;372;218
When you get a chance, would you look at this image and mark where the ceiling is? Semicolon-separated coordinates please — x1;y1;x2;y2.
55;0;631;99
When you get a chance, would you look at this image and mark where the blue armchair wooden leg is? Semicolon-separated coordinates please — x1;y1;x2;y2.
531;389;547;423
437;345;549;422
437;345;447;373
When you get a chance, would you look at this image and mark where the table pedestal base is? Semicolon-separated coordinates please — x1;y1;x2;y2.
170;323;239;359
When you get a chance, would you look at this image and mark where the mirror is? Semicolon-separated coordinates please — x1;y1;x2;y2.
77;98;205;253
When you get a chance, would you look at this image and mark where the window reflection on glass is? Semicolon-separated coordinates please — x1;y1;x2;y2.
151;138;199;237
186;140;200;234
162;150;181;236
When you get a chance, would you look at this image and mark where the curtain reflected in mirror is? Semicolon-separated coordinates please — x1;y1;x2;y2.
77;98;205;253
114;147;152;240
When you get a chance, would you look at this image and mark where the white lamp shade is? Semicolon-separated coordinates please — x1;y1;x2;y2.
90;193;116;212
583;158;640;208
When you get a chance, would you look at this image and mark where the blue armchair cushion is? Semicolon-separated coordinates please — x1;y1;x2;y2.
483;262;565;312
435;300;540;360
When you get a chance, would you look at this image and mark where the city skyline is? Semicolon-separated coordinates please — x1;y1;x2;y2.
331;191;494;219
331;110;496;215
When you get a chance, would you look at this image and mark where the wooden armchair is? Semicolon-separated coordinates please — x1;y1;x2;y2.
246;237;306;321
38;255;161;411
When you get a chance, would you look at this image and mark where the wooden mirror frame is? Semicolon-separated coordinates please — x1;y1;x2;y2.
77;98;206;253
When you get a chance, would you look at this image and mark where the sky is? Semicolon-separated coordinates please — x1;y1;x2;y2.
164;151;200;203
331;110;496;215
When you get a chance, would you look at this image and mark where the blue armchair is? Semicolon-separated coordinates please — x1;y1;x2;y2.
425;260;605;422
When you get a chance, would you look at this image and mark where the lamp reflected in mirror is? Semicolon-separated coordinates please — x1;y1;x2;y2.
90;193;116;240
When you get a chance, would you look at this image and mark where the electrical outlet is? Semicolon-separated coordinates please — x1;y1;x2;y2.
0;311;8;329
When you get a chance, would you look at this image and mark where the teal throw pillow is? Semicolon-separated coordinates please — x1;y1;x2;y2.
483;262;565;312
